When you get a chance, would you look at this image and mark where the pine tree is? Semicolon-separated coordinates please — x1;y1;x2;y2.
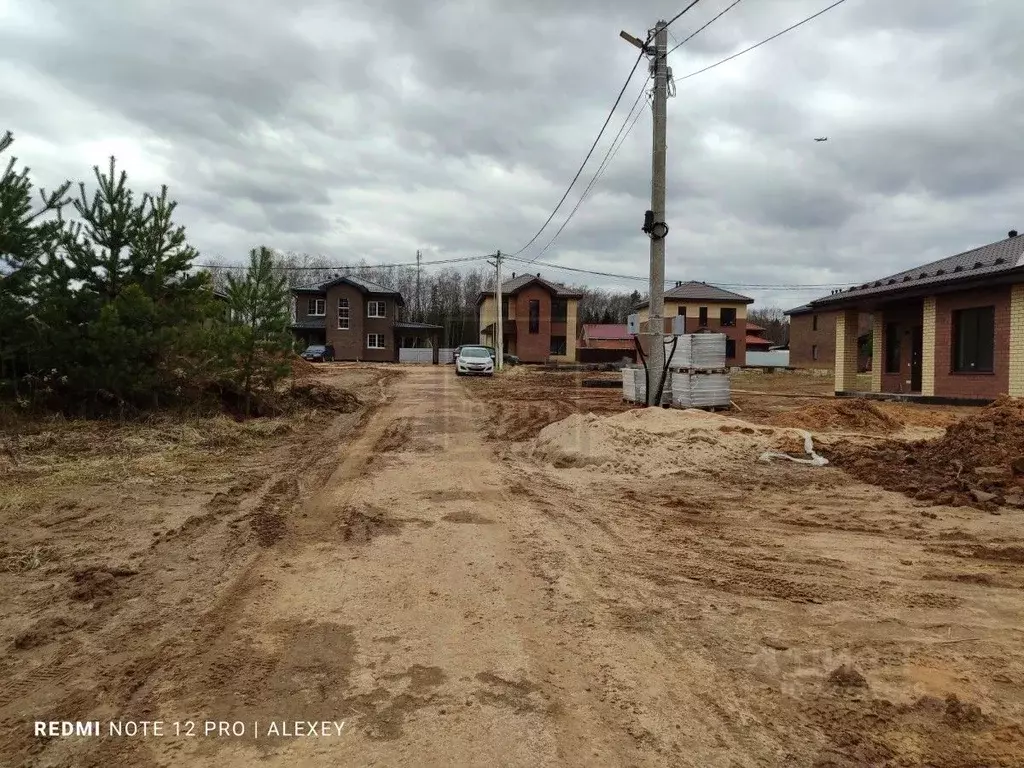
0;131;71;395
223;246;292;417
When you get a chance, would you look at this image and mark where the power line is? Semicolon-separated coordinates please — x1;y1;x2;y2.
663;0;706;35
675;0;850;82
195;254;492;271
508;49;649;257
504;254;854;289
666;0;746;57
523;78;652;264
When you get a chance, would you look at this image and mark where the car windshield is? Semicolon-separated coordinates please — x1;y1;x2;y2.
460;347;491;359
304;346;326;353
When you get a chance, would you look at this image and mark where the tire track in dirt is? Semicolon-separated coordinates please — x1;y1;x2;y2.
9;369;398;768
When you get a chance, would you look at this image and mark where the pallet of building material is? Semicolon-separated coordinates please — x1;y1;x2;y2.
671;371;731;409
666;333;727;370
623;367;672;405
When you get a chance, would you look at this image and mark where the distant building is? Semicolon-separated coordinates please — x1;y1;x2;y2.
785;306;872;371
477;273;582;363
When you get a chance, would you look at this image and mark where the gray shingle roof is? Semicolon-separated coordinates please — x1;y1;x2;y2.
784;304;813;316
291;319;326;329
633;281;753;309
292;273;404;300
809;234;1024;307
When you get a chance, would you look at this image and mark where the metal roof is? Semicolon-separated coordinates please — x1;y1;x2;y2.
476;273;583;303
393;321;443;330
290;319;326;329
582;324;631;340
634;281;753;309
292;274;404;300
809;234;1024;308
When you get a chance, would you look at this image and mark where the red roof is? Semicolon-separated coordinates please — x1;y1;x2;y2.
582;324;631;341
745;335;772;346
746;323;765;332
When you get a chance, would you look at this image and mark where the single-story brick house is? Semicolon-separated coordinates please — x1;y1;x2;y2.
803;230;1024;403
576;323;636;363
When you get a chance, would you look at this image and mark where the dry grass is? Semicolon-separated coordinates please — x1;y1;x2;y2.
1;545;50;573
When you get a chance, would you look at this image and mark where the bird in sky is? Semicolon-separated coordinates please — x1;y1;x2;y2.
814;137;828;142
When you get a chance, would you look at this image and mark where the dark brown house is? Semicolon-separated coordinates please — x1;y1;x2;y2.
785;306;872;370
291;275;439;362
803;230;1024;402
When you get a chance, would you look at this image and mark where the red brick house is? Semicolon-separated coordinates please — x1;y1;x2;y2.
784;306;872;370
291;275;440;362
576;324;636;363
744;323;773;353
477;273;583;363
805;231;1024;402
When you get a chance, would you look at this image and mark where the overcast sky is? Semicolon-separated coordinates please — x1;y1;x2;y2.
2;0;1022;309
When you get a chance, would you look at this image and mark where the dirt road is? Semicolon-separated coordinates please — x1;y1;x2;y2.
4;365;1024;766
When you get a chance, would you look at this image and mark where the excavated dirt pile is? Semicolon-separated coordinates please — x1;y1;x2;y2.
519;407;818;477
828;396;1024;509
769;399;902;432
288;381;361;412
290;356;318;378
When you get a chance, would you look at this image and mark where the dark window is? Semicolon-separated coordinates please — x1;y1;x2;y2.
953;306;995;373
884;323;901;373
677;306;686;315
698;307;708;327
725;338;736;359
502;298;510;318
812;344;818;361
550;336;567;356
528;300;540;333
552;300;567;322
812;314;819;331
720;308;736;327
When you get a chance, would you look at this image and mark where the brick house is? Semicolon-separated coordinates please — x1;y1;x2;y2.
785;306;872;370
290;275;440;362
804;231;1024;402
744;323;773;353
633;281;754;365
576;324;636;363
477;273;582;363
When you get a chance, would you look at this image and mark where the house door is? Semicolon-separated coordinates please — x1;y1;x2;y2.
910;325;923;392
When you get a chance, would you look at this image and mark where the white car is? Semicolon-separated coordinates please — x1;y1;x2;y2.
455;345;494;376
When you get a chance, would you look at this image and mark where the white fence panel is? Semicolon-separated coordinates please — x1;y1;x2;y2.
745;350;790;367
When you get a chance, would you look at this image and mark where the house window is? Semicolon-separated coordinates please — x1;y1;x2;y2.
721;308;736;327
698;307;708;327
366;333;385;349
884;323;901;373
812;344;819;361
367;300;386;318
529;300;540;333
552;300;567;323
501;298;510;318
677;306;686;315
550;336;567;356
308;298;326;316
337;298;350;329
953;306;995;373
812;314;819;331
725;338;736;359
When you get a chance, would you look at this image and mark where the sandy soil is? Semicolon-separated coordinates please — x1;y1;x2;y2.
2;365;1023;766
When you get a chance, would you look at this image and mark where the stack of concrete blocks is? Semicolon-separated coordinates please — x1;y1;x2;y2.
668;333;731;409
621;366;672;405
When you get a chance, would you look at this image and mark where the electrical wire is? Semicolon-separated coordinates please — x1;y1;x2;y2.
675;0;850;82
507;48;649;257
662;0;706;35
666;0;745;56
196;254;492;271
522;78;652;264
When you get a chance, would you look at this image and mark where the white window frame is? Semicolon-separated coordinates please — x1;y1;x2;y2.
367;300;386;319
337;298;350;330
366;333;385;349
308;298;326;317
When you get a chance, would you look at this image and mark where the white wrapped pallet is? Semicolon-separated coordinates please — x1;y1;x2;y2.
666;335;693;368
626;367;672;405
671;371;731;408
690;333;727;369
622;368;637;402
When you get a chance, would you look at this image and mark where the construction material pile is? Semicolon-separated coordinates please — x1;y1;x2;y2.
828;396;1024;509
520;407;819;477
290;356;318;378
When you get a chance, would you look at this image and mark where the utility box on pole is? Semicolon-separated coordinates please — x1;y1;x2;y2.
627;313;641;335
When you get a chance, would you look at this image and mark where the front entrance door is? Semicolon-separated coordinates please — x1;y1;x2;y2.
910;325;923;392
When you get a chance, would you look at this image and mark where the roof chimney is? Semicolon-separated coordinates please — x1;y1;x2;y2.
1011;230;1019;238
536;272;540;277
511;272;516;278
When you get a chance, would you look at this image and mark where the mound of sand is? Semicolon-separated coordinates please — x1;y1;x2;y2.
769;399;902;433
520;408;818;476
829;396;1024;509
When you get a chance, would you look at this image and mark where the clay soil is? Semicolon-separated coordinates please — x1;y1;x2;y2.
2;365;1023;767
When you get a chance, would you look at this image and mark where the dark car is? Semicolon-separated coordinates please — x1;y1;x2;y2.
300;344;334;362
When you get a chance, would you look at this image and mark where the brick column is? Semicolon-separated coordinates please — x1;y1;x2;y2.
834;308;859;393
1010;284;1024;397
921;297;937;396
870;312;883;392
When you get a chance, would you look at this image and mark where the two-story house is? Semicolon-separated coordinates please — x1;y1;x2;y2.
633;281;755;365
290;275;407;362
477;273;582;364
